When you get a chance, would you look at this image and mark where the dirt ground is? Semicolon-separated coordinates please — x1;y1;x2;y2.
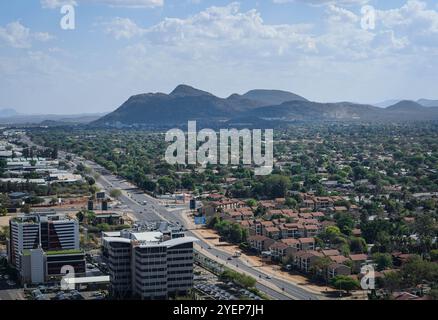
0;216;10;228
36;196;89;211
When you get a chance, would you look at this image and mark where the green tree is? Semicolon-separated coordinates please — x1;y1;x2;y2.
382;271;402;292
109;189;122;199
349;237;367;254
331;275;360;293
0;207;7;217
430;249;438;262
76;211;85;223
285;197;298;208
207;216;220;229
321;226;342;243
22;204;31;214
96;223;111;232
158;176;176;194
262;175;291;198
246;199;257;208
220;269;256;289
372;252;393;271
0;226;9;241
335;212;355;235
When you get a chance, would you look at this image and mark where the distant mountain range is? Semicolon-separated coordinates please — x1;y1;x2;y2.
0;108;19;118
92;85;438;128
373;99;438;108
94;85;309;127
0;111;106;125
3;87;438;128
417;99;438;107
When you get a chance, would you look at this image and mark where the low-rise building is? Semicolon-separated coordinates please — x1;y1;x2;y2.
247;235;276;253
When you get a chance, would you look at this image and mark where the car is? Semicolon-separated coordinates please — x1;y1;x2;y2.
227;257;232;261
92;292;104;297
6;280;15;286
265;275;271;279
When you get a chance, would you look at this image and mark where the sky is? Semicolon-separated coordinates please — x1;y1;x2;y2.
1;0;438;114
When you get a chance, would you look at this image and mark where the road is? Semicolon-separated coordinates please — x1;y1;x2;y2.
75;157;322;300
23;136;323;300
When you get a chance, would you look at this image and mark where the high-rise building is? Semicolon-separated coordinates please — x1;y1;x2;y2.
9;212;79;268
102;229;198;300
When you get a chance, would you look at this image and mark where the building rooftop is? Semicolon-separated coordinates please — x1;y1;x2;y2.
45;249;83;256
131;231;163;242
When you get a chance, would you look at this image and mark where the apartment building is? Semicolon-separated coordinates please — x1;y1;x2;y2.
102;230;198;300
247;235;276;253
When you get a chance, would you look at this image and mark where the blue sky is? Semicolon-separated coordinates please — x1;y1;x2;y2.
1;0;438;114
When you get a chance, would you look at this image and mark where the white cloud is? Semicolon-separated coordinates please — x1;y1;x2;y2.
103;17;147;39
0;21;53;49
41;0;163;9
105;2;316;58
377;0;438;43
272;0;369;6
41;0;77;9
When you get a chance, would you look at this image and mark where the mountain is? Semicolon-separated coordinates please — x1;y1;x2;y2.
386;100;426;112
0;113;106;125
92;85;438;128
170;84;214;98
244;101;384;121
0;108;19;118
239;89;308;106
94;85;308;126
417;99;438;107
373;100;401;108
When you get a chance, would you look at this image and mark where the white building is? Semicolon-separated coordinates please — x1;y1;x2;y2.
102;230;198;300
8;212;79;269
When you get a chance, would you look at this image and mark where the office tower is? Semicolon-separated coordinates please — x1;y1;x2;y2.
102;230;198;300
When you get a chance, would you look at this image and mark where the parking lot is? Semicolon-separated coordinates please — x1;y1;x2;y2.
193;266;263;301
0;273;24;300
27;286;107;300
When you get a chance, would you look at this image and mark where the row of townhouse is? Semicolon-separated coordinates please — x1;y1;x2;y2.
221;207;254;222
247;235;316;256
290;250;369;279
244;218;322;240
299;193;345;211
210;198;246;211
